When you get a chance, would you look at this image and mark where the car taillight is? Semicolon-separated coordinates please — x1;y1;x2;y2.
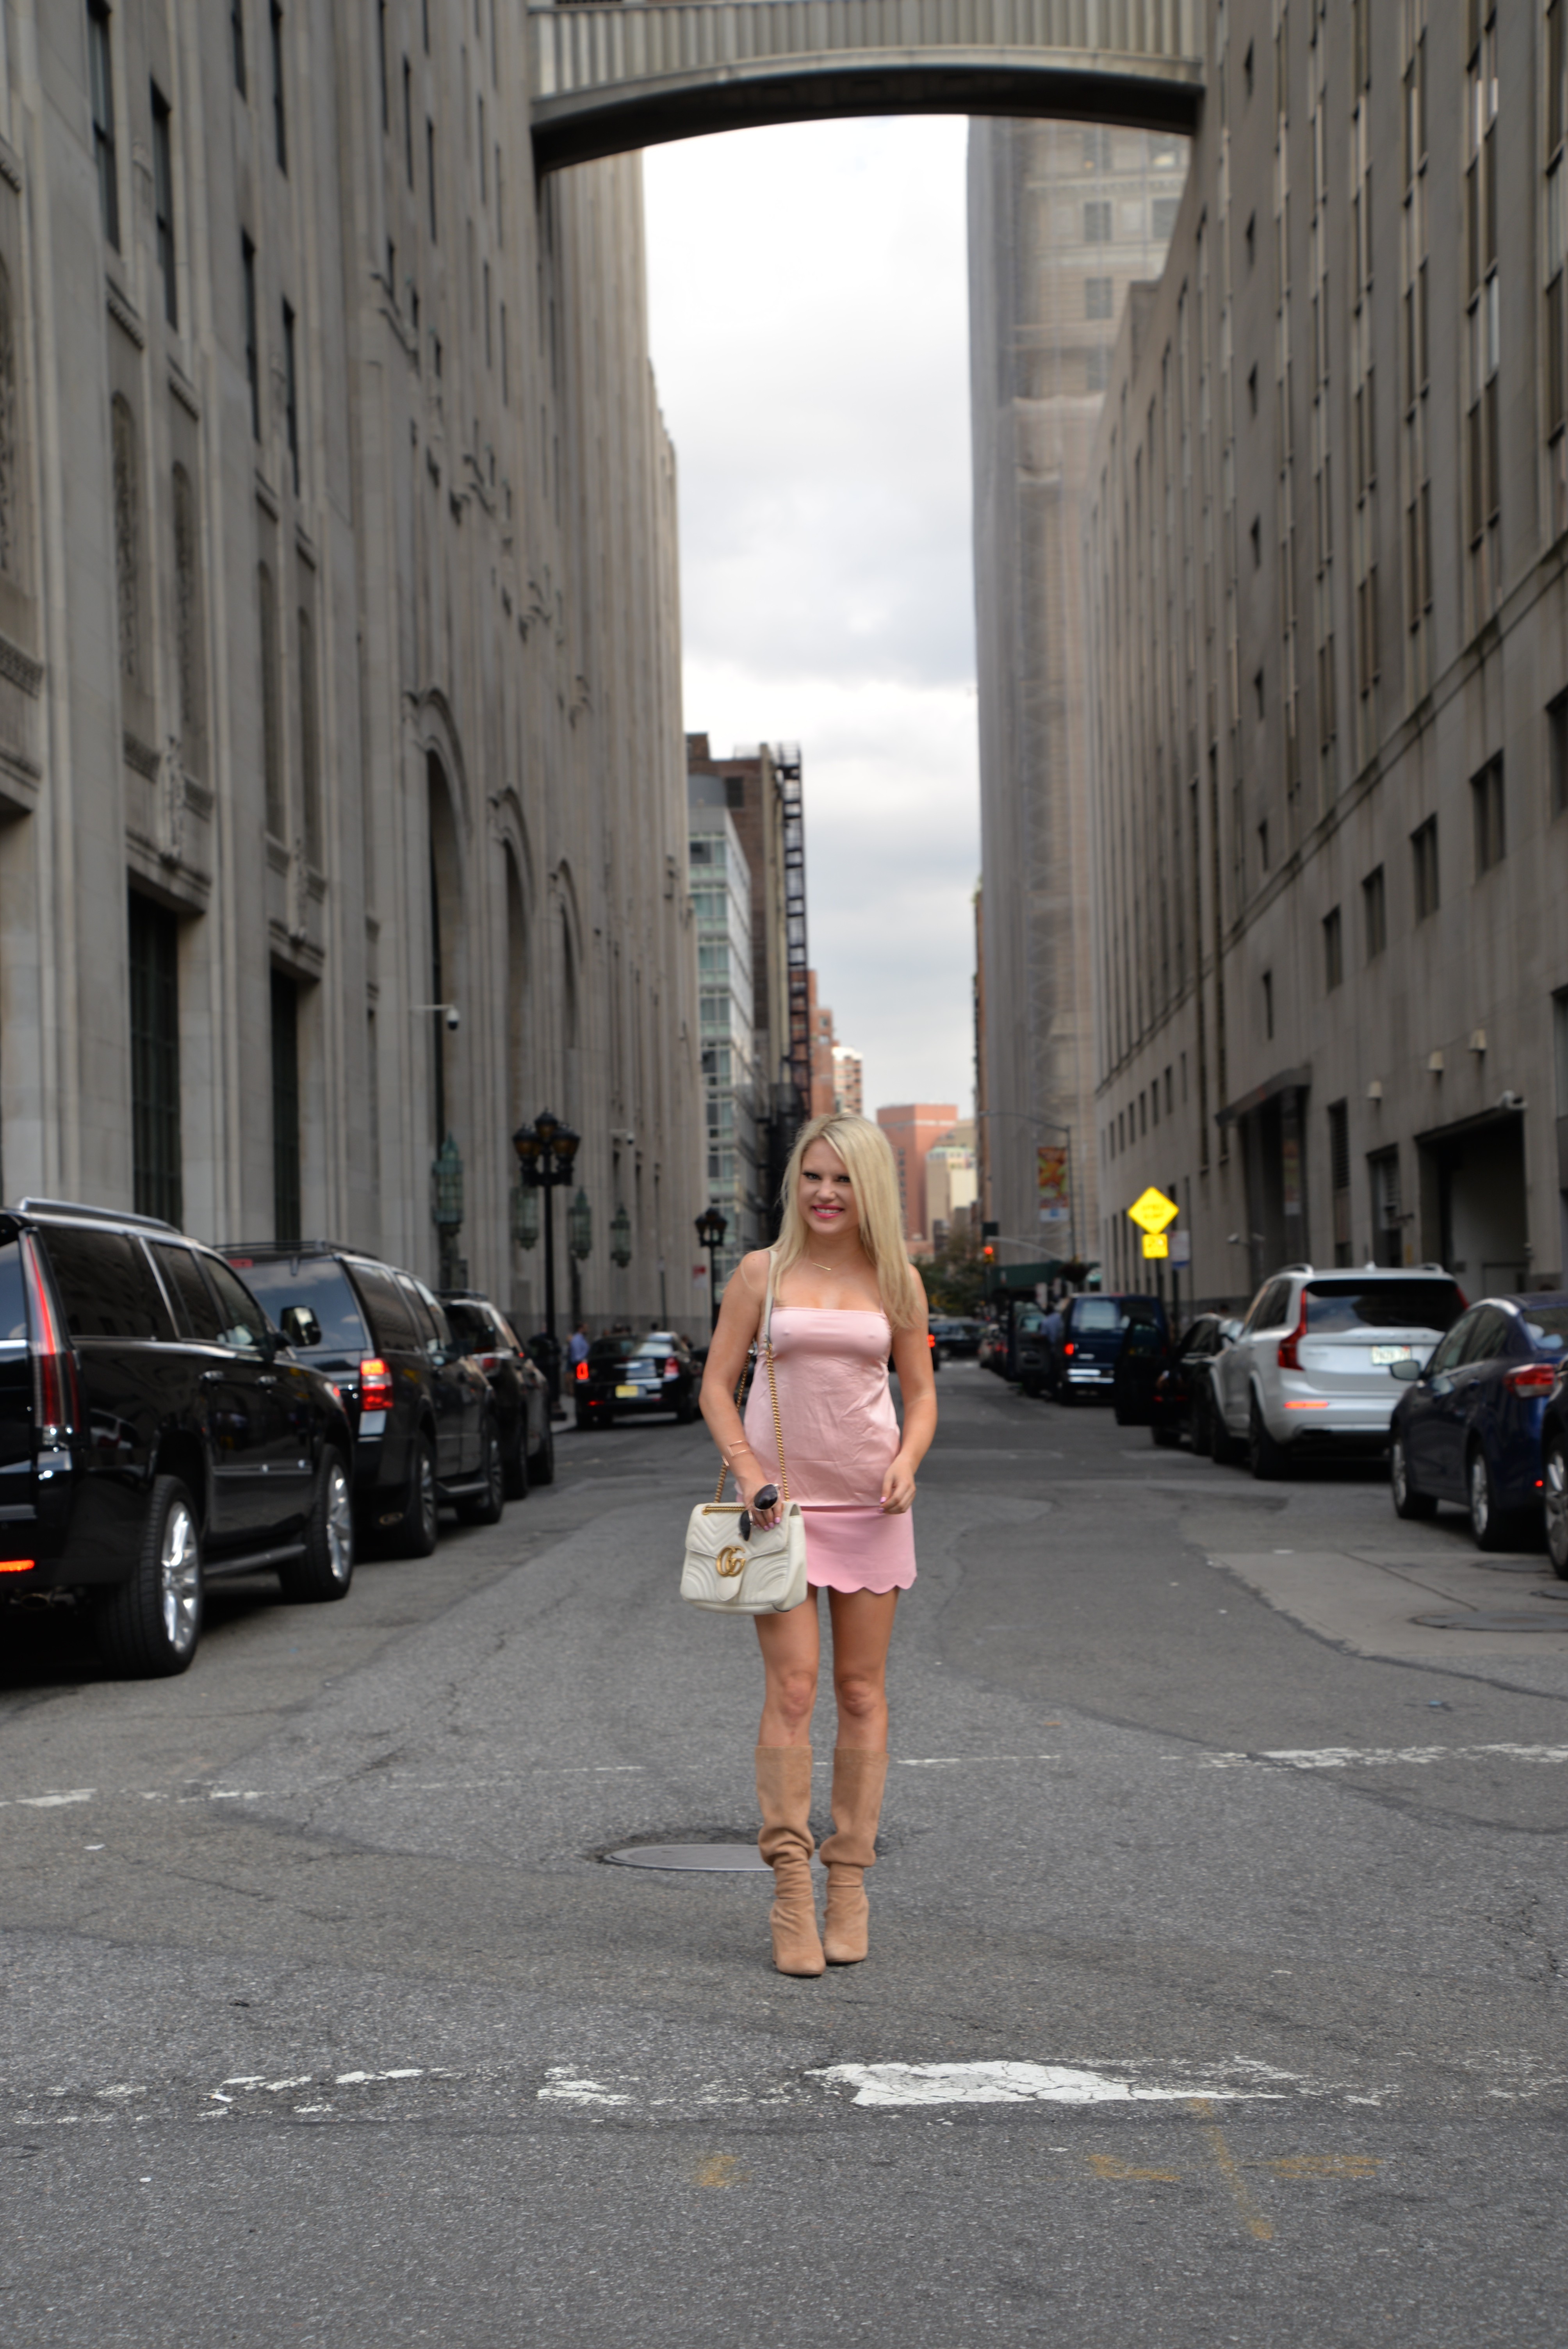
21;1233;77;1443
1277;1294;1309;1372
474;1352;499;1374
665;1356;680;1378
1506;1363;1557;1395
1064;1340;1074;1356
358;1357;394;1411
576;1359;589;1383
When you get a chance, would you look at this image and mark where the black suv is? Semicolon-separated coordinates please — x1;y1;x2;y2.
574;1331;700;1429
439;1290;554;1495
0;1200;355;1677
225;1245;502;1552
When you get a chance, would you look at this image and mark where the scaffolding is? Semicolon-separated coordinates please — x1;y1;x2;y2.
776;744;811;1115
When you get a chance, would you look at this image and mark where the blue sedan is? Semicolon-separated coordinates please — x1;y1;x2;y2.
1388;1293;1568;1548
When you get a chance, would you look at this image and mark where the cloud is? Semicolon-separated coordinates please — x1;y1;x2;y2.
645;116;980;1111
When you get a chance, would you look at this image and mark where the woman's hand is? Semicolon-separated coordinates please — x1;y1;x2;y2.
880;1452;918;1514
738;1467;783;1531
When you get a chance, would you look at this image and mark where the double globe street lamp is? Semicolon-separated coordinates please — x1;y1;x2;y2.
512;1110;581;1401
695;1205;727;1331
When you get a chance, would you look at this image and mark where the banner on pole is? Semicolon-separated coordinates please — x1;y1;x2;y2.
1037;1144;1069;1212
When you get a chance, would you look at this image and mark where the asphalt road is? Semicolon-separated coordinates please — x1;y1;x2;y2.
2;1361;1564;2345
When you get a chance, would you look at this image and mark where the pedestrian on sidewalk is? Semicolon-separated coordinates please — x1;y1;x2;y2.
700;1111;937;1977
567;1319;590;1370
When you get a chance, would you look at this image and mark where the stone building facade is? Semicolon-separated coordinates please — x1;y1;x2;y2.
5;2;702;1331
687;777;759;1285
967;116;1185;1274
1087;0;1568;1313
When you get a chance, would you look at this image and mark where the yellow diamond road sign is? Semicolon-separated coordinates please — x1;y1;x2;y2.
1128;1185;1179;1235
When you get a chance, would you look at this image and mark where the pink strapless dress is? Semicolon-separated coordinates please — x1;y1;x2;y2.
741;1308;916;1595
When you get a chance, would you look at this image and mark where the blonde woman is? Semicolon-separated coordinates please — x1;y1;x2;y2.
700;1111;937;1976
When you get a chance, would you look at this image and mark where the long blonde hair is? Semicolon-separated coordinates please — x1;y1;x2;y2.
775;1113;923;1330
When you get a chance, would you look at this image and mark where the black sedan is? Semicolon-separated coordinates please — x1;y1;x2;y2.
575;1332;700;1428
440;1290;554;1495
1149;1314;1231;1448
1391;1292;1568;1551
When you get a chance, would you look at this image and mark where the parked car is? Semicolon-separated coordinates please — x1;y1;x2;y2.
930;1315;982;1360
1209;1265;1466;1479
439;1289;554;1495
1010;1306;1051;1392
1113;1308;1173;1426
977;1321;1007;1375
226;1243;503;1551
1389;1292;1568;1548
1535;1339;1568;1578
1043;1293;1167;1402
1160;1315;1240;1453
0;1199;355;1677
575;1330;700;1428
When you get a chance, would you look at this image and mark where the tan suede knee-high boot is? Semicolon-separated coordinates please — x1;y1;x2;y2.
755;1746;824;1977
820;1749;889;1964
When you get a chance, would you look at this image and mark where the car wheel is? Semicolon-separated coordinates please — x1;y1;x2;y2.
1151;1422;1181;1449
458;1418;506;1526
392;1431;440;1558
530;1417;556;1485
1466;1445;1513;1552
94;1474;203;1678
1190;1385;1215;1458
1208;1399;1246;1465
1249;1397;1288;1480
279;1449;355;1602
1390;1432;1438;1521
1543;1440;1568;1578
503;1425;530;1501
675;1395;699;1424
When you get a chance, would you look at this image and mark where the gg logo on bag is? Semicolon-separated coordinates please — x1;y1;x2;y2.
716;1545;748;1579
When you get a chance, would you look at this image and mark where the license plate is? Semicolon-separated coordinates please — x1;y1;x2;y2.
615;1383;640;1398
1370;1344;1413;1365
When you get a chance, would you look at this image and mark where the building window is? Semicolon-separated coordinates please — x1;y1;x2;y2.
297;604;320;864
1083;200;1112;244
1411;816;1439;921
271;969;301;1244
1548;0;1568;532
128;893;182;1228
0;259;17;577
1323;905;1343;992
242;233;260;439
1363;864;1387;960
1472;754;1506;873
403;56;413;186
171;463;201;749
427;119;438;239
1463;3;1500;620
87;0;120;249
1328;1100;1352;1266
376;1;388;131
282;299;299;491
258;561;285;836
1262;970;1274;1042
1370;1148;1402;1267
1153;195;1180;241
1085;347;1108;394
232;0;247;95
1084;276;1113;320
110;393;139;683
1552;690;1568;818
151;85;176;328
269;1;287;172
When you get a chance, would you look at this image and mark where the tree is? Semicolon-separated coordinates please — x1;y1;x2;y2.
914;1222;987;1315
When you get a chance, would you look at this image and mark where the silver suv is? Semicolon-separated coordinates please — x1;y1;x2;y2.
1208;1264;1466;1479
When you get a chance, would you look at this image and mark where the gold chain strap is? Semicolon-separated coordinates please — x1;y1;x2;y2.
764;1335;789;1507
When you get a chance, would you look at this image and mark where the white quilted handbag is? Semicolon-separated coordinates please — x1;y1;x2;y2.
680;1258;809;1615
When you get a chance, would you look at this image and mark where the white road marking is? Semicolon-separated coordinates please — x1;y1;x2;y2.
1197;1743;1568;1771
813;2062;1288;2108
537;2069;633;2107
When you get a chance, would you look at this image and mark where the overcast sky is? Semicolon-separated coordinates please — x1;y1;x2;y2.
643;118;980;1119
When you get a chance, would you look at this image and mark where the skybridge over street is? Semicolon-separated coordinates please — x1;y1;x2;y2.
529;0;1206;171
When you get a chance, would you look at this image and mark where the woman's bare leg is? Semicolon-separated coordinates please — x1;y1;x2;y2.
826;1587;899;1748
755;1591;821;1747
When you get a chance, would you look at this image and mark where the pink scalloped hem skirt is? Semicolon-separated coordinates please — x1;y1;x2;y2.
800;1503;917;1596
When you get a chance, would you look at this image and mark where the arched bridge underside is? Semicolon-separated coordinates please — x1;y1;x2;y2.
530;0;1205;173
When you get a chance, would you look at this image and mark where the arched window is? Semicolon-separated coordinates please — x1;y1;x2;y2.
0;257;16;576
111;394;139;682
297;603;321;864
172;463;201;749
258;560;284;836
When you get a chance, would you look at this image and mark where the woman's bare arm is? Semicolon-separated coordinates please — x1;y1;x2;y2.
698;1250;780;1527
884;1278;937;1513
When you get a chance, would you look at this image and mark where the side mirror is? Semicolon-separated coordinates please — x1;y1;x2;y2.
1389;1357;1423;1383
279;1305;322;1349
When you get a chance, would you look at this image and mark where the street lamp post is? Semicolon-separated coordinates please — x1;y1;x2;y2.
694;1205;727;1331
511;1109;581;1404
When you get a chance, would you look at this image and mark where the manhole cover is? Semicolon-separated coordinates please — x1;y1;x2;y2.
605;1843;772;1873
1412;1611;1568;1632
